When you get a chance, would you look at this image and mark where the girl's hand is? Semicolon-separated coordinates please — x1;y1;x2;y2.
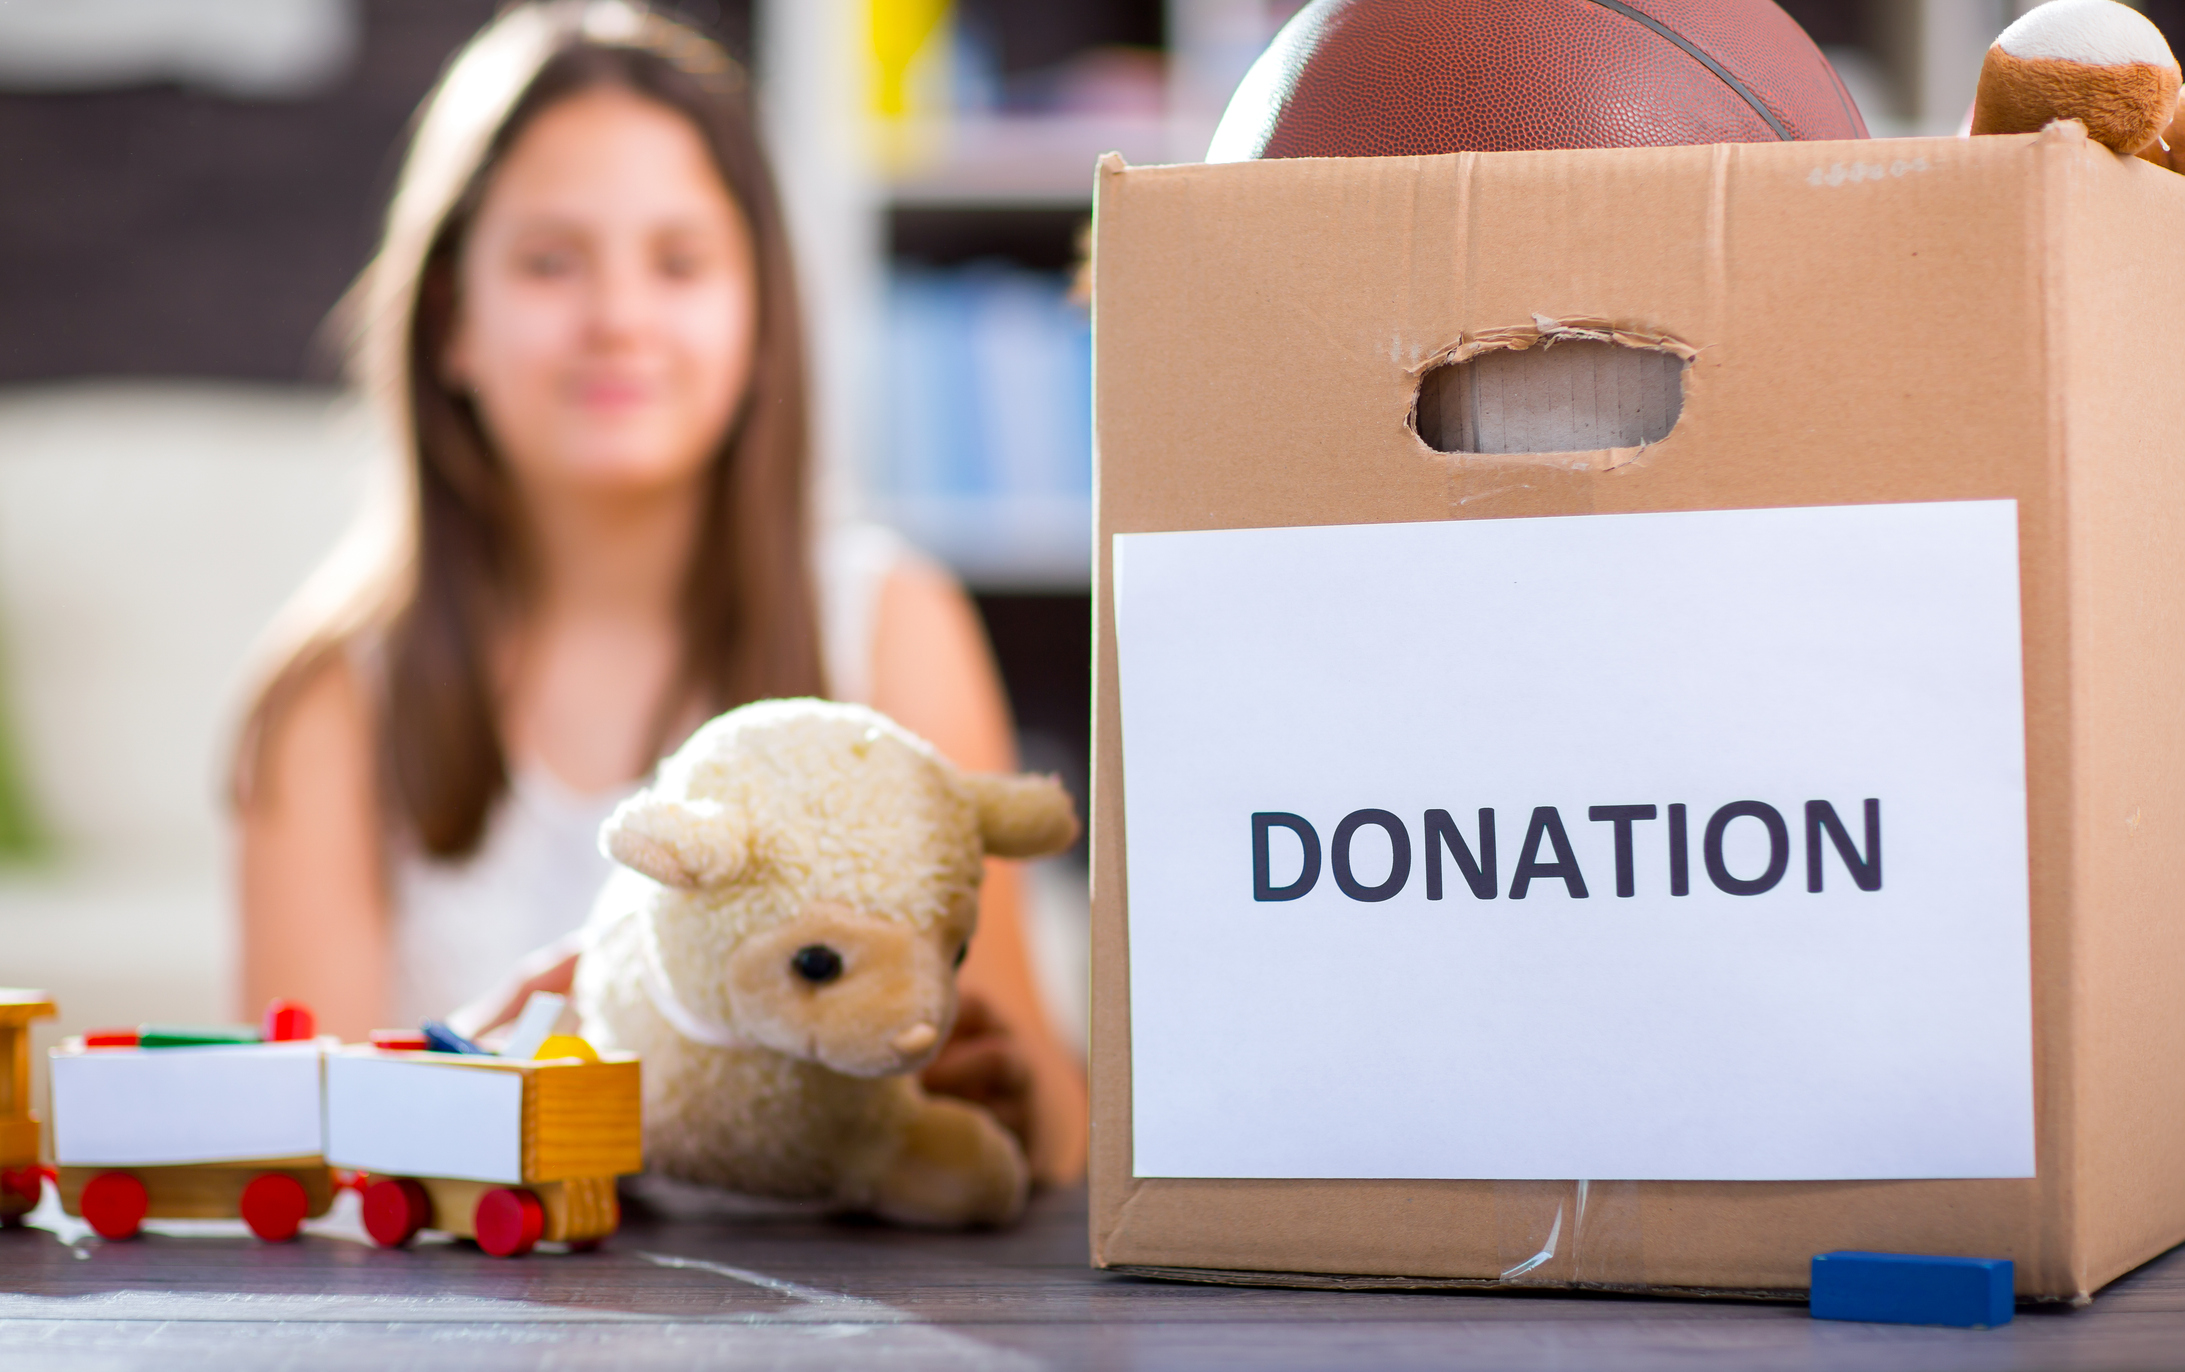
448;933;585;1041
919;991;1036;1152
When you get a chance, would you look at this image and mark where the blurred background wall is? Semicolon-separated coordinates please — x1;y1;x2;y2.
1;0;2178;1073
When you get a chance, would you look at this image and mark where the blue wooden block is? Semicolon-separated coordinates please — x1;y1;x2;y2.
1810;1251;2014;1329
420;1020;486;1055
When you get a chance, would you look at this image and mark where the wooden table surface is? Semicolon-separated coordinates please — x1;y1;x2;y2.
4;1180;2182;1371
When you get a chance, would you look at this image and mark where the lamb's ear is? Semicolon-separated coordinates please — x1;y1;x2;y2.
600;794;751;889
961;772;1080;859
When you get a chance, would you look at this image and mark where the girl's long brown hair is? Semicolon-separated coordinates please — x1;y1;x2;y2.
233;1;824;857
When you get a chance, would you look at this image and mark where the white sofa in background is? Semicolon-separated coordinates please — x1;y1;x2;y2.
0;380;371;1075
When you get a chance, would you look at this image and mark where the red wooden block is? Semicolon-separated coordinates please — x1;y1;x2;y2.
368;1029;430;1052
261;1000;316;1043
83;1029;139;1048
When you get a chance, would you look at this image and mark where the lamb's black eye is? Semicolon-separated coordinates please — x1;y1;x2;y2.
791;944;843;984
953;941;969;969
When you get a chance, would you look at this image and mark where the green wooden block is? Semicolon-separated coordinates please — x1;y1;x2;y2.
138;1025;264;1048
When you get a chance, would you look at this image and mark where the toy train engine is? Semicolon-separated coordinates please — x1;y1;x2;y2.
1;989;58;1224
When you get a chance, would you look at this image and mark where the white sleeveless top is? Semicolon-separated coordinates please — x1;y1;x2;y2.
388;521;916;1024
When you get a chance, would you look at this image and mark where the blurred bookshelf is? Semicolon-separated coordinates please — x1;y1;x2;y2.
884;112;1178;205
878;214;1094;590
834;2;1238;593
758;1;1314;594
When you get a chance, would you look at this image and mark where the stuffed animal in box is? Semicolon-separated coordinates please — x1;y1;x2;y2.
572;698;1079;1228
1972;0;2185;170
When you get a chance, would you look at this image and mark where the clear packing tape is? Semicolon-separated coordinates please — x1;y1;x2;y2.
1493;1180;1645;1287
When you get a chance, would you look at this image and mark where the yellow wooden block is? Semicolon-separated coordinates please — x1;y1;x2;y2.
532;1034;597;1062
0;990;58;1027
2;989;56;1130
57;1157;334;1221
522;1056;642;1183
0;1116;37;1166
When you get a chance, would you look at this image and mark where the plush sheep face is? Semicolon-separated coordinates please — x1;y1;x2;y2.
723;898;973;1076
595;699;1078;1079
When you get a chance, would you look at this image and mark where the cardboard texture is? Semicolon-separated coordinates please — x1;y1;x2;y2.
1088;126;2185;1301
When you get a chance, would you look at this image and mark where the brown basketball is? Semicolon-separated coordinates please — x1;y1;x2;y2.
1208;0;1867;160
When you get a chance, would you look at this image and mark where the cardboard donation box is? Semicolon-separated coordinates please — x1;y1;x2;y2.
1089;124;2185;1302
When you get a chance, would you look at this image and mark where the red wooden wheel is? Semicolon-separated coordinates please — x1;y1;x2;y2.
0;1164;44;1222
238;1172;310;1243
473;1187;544;1258
361;1177;431;1248
80;1171;147;1240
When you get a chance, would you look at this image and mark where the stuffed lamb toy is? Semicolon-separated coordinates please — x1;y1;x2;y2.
574;698;1079;1227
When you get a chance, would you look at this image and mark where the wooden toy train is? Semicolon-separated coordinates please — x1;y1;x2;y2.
0;988;639;1257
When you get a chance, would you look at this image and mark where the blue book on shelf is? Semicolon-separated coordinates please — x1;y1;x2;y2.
887;270;988;498
884;265;1092;505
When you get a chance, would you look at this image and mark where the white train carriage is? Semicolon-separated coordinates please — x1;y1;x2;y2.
48;1035;335;1240
326;1041;642;1257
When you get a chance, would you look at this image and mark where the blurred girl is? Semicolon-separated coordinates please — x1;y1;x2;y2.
231;1;1083;1183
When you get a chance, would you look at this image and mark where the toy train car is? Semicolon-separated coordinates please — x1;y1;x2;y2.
327;1042;641;1257
27;998;640;1257
1;989;58;1225
49;1027;338;1241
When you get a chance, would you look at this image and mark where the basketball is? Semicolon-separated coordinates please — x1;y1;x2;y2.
1208;0;1867;160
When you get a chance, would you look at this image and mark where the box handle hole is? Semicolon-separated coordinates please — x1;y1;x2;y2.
1415;340;1686;455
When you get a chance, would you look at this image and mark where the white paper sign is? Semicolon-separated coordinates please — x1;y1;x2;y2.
50;1042;325;1165
1114;501;2033;1181
324;1053;525;1183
